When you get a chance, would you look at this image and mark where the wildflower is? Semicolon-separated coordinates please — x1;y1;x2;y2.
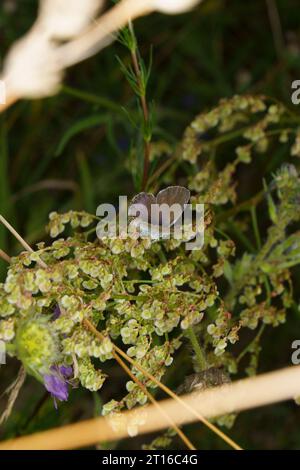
43;365;73;408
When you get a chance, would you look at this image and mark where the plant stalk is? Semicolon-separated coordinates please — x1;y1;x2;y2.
186;327;207;371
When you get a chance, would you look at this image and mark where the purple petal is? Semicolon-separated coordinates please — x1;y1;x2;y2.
44;374;69;402
59;365;73;379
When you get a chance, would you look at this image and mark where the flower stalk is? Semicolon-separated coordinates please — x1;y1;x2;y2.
186;327;207;371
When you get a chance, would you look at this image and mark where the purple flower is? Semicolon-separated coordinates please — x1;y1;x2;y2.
44;374;68;403
43;365;73;408
59;365;73;378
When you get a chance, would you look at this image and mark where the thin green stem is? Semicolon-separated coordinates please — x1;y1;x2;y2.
126;22;152;190
237;324;266;364
130;57;151;190
217;191;264;223
227;220;256;253
186;327;207;371
61;85;121;113
251;206;262;250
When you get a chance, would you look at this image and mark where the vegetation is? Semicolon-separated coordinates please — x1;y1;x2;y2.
0;0;300;450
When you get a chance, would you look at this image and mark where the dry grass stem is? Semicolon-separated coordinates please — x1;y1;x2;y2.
0;365;299;450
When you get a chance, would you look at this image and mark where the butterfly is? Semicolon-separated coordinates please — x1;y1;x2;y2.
128;186;190;239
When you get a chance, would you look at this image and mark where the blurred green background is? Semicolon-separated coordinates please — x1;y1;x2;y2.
0;0;300;449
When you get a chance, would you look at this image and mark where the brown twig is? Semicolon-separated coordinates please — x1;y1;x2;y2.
0;214;47;268
0;248;11;264
0;367;26;426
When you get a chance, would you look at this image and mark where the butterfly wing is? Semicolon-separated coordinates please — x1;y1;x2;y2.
128;192;156;223
156;186;190;226
156;186;191;207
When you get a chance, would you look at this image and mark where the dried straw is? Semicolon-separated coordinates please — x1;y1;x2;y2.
0;365;299;450
0;0;204;109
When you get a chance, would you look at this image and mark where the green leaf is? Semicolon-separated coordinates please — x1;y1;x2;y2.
55;114;109;156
